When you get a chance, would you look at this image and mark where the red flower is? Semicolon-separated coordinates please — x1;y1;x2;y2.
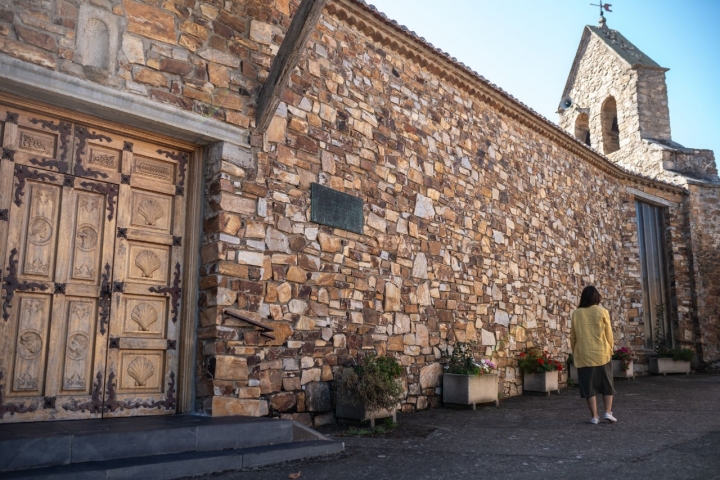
520;352;526;357
538;358;544;364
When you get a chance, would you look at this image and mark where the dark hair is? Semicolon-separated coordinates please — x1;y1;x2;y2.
578;286;601;308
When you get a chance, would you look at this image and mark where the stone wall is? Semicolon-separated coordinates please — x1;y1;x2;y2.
0;0;704;425
687;184;720;364
559;20;720;367
195;1;689;423
636;69;671;141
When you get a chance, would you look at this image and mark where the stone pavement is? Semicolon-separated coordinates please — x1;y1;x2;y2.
189;374;720;480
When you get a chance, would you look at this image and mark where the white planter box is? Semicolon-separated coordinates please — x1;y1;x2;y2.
569;364;578;384
443;373;499;408
649;358;691;375
612;359;635;379
523;371;559;395
336;397;397;428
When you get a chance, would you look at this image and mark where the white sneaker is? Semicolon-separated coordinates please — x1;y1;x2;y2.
604;412;617;423
590;417;599;424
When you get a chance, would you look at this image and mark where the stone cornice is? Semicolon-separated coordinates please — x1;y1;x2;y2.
325;0;685;195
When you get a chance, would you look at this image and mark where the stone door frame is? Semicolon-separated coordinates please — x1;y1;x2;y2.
0;91;203;415
0;55;252;413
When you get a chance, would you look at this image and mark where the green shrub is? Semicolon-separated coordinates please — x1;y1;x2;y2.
336;354;404;411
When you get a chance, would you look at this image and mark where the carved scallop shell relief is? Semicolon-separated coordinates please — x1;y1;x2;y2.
137;198;164;226
131;303;158;331
135;250;161;278
127;356;155;387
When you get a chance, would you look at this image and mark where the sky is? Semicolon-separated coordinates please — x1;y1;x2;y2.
368;0;720;168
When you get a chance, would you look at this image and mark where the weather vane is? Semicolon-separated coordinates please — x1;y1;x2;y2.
590;2;613;17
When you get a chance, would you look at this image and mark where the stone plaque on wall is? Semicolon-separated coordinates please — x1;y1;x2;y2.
310;183;363;234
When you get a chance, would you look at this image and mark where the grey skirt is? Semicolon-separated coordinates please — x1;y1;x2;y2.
577;362;615;398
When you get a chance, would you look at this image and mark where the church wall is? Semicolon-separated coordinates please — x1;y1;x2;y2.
687;185;720;363
198;5;691;421
0;0;702;425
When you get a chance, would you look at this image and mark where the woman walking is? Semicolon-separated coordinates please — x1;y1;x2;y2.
570;286;617;424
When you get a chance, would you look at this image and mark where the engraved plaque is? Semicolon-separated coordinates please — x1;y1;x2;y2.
18;127;56;155
132;155;175;184
310;182;364;234
130;191;172;233
122;295;167;336
87;145;120;171
61;299;96;392
118;351;163;392
127;243;169;284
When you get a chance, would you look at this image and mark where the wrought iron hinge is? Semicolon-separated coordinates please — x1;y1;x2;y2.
6;111;18;124
172;236;182;246
54;283;66;295
175;185;184;196
116;227;127;238
63;175;74;188
109;337;120;348
167;339;177;350
43;396;56;409
123;141;134;152
1;148;15;161
113;281;125;293
121;174;131;185
0;209;8;222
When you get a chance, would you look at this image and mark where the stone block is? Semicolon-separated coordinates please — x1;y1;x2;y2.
419;362;443;389
313;412;336;427
212;397;263;417
215;356;248;381
301;368;321;385
270;392;296;412
283;376;301;391
305;381;332;412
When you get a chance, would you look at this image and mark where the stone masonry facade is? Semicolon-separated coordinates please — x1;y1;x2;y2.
0;0;716;427
560;19;720;364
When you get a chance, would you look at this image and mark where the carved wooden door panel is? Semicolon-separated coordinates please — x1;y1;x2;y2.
0;150;117;422
1;103;188;422
102;137;186;418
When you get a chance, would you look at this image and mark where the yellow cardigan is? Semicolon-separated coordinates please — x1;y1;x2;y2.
570;305;614;368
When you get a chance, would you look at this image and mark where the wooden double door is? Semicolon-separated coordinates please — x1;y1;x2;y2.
0;103;188;422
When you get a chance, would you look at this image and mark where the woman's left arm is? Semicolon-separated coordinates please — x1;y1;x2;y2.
604;310;614;350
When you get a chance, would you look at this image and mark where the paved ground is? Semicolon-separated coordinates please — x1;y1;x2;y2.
192;374;720;480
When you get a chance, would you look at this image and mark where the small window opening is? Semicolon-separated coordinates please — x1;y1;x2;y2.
602;97;620;154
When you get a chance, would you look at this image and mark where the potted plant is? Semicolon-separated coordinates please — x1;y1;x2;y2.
650;347;693;375
567;353;578;385
518;348;563;395
611;347;635;379
335;354;404;427
443;341;499;409
649;307;692;375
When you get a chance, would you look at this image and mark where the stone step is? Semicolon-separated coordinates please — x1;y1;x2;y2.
1;439;345;480
0;415;297;472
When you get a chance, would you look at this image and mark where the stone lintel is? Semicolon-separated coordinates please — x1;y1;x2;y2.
627;187;677;207
0;53;249;147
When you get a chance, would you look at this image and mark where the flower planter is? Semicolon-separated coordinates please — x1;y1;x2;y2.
568;364;578;384
335;397;397;428
523;371;559;395
443;373;499;409
612;359;635;379
649;358;691;375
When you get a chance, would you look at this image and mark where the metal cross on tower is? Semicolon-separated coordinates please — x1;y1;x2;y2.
590;2;613;16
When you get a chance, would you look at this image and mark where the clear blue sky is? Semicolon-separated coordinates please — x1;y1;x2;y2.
369;0;720;168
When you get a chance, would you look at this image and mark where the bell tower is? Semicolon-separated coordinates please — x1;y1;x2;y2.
558;16;672;159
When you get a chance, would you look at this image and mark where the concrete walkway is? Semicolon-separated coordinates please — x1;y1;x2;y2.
192;374;720;480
